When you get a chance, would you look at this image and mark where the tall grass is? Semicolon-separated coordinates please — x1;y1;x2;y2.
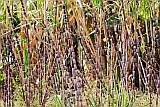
0;0;160;107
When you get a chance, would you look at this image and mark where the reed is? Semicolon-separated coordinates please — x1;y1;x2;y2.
0;0;160;107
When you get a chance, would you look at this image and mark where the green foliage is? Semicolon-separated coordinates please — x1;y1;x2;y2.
0;1;5;22
42;77;45;92
92;0;102;7
13;13;21;32
89;29;95;41
107;13;122;25
121;88;129;107
139;0;151;21
131;0;138;19
87;95;98;107
54;94;62;107
22;41;28;73
0;70;3;81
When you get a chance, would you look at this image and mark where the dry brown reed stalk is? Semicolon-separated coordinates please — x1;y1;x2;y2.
68;2;94;92
5;34;12;107
19;1;31;106
132;39;137;100
2;1;22;107
61;2;70;106
156;76;160;107
5;0;22;59
93;12;99;105
39;0;49;106
69;0;98;65
61;1;93;106
4;2;25;99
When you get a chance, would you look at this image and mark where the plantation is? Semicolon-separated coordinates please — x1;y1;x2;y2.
0;0;160;107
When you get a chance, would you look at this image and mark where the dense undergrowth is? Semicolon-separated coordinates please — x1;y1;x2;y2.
0;0;160;107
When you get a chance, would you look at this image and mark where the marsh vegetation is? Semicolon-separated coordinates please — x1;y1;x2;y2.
0;0;160;107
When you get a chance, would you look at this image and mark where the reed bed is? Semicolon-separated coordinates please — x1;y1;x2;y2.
0;0;160;107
